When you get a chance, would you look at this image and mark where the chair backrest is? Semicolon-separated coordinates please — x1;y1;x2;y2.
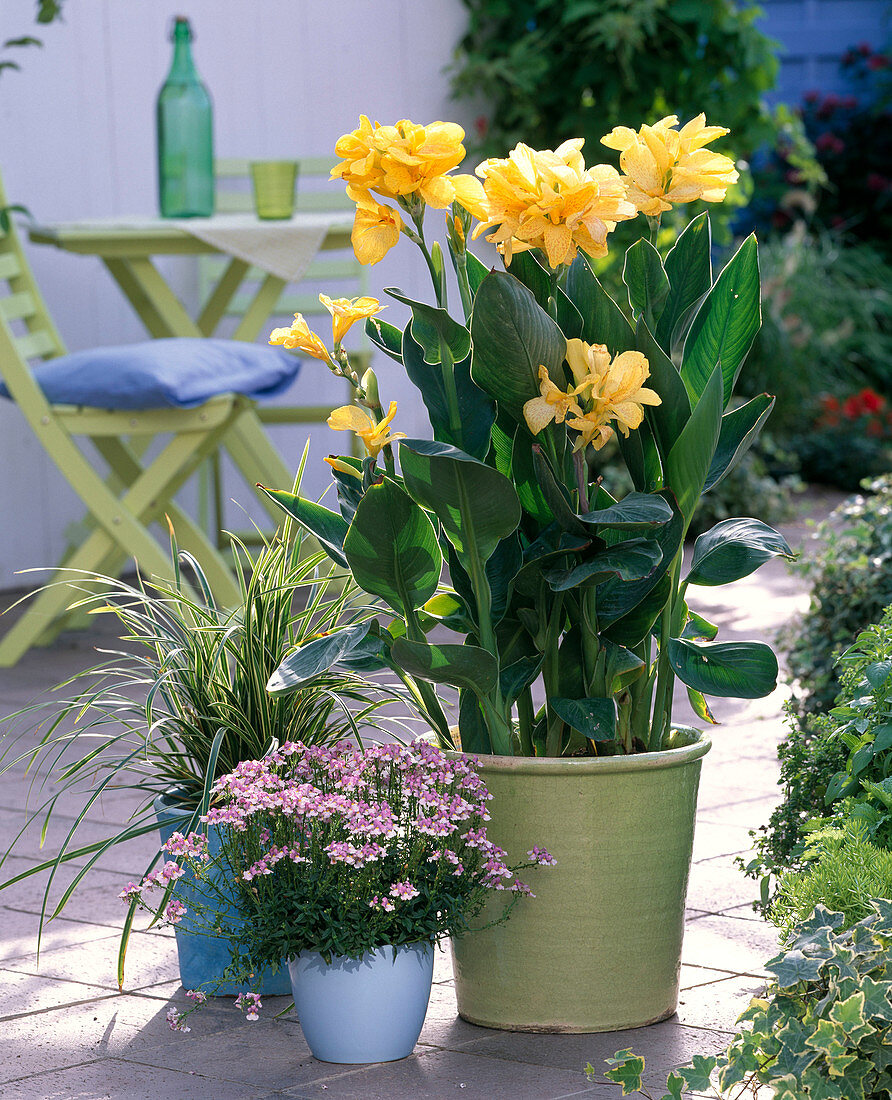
204;157;367;340
0;170;67;418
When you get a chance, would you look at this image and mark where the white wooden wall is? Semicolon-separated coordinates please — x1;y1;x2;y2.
0;0;468;588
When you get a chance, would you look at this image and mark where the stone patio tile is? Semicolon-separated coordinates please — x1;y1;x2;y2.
0;852;147;926
682;915;778;978
282;1046;608;1099
116;1009;338;1092
0;907;120;962
685;854;761;913
694;790;779;825
0;806;163;877
4;1059;283;1100
690;821;754;863
0;966;121;1020
679;964;738;990
675;974;766;1032
461;1019;731;1086
3;927;180;992
0;992;237;1081
417;980;496;1050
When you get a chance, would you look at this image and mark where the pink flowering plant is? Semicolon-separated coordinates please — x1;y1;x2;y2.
125;738;554;1028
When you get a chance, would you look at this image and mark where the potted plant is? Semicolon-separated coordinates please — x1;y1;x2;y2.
125;738;554;1061
0;499;402;993
260;115;794;1031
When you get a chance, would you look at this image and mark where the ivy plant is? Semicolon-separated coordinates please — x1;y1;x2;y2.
593;902;892;1099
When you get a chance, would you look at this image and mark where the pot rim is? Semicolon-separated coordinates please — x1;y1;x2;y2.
447;729;711;776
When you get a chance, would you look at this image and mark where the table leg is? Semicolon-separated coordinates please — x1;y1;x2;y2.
104;257;203;338
197;256;251;336
231;273;287;342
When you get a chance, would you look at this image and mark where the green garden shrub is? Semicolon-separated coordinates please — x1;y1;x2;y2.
451;0;780;172
782;478;892;721
769;821;892;941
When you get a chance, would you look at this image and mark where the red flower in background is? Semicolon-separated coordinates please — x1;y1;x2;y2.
859;388;884;414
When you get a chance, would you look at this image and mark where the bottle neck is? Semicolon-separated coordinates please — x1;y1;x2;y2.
167;24;199;82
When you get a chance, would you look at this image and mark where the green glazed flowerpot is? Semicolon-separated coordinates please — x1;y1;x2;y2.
451;730;711;1032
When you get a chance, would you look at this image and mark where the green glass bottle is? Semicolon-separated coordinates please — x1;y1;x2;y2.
156;16;214;218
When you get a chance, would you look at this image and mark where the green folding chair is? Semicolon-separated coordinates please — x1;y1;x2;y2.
205;157;367;543
0;171;298;666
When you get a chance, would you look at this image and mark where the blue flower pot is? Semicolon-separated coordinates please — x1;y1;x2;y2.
154;792;291;996
288;942;435;1063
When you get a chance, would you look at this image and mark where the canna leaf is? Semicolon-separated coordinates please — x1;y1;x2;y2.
343;476;442;616
667;638;778;698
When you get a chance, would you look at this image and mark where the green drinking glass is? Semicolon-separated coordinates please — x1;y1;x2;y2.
250;161;299;219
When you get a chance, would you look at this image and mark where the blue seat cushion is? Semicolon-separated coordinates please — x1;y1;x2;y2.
0;339;301;410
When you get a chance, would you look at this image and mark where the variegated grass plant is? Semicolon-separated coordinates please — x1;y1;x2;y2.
0;500;409;976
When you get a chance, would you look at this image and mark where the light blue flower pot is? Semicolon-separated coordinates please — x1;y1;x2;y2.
154;792;291;996
289;942;435;1063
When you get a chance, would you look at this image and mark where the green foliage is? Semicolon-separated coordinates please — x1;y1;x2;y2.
770;823;892;942
274;216;788;758
595;902;892;1099
746;707;848;890
748;599;892;895
738;233;892;441
450;0;780;171
782;478;892;721
751;44;892;252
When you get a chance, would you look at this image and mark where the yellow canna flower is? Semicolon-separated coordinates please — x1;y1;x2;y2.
332;116;467;209
350;192;404;265
327;400;406;459
269;314;330;361
319;294;384;345
564;342;661;452
452;139;637;268
600;114;739;216
522;365;586;435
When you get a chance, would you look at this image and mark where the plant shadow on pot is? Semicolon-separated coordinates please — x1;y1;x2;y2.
288;943;435;1063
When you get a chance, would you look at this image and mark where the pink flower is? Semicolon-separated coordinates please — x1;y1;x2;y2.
528;846;557;867
164;899;187;925
389;881;420;901
235;992;262;1020
163;831;208;860
166;1007;191;1032
160;860;185;882
118;882;142;903
369;894;396;912
185;990;207;1005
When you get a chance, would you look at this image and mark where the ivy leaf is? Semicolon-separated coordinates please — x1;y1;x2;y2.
676;1054;716;1092
765;948;824;988
603;1050;645;1095
828;991;874;1044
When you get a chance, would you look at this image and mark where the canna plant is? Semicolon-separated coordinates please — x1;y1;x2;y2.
263;114;794;758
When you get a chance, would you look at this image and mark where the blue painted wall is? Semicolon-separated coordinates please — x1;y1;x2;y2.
757;0;889;101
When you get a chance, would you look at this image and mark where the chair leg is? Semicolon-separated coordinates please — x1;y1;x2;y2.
0;413;241;666
91;436;242;606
